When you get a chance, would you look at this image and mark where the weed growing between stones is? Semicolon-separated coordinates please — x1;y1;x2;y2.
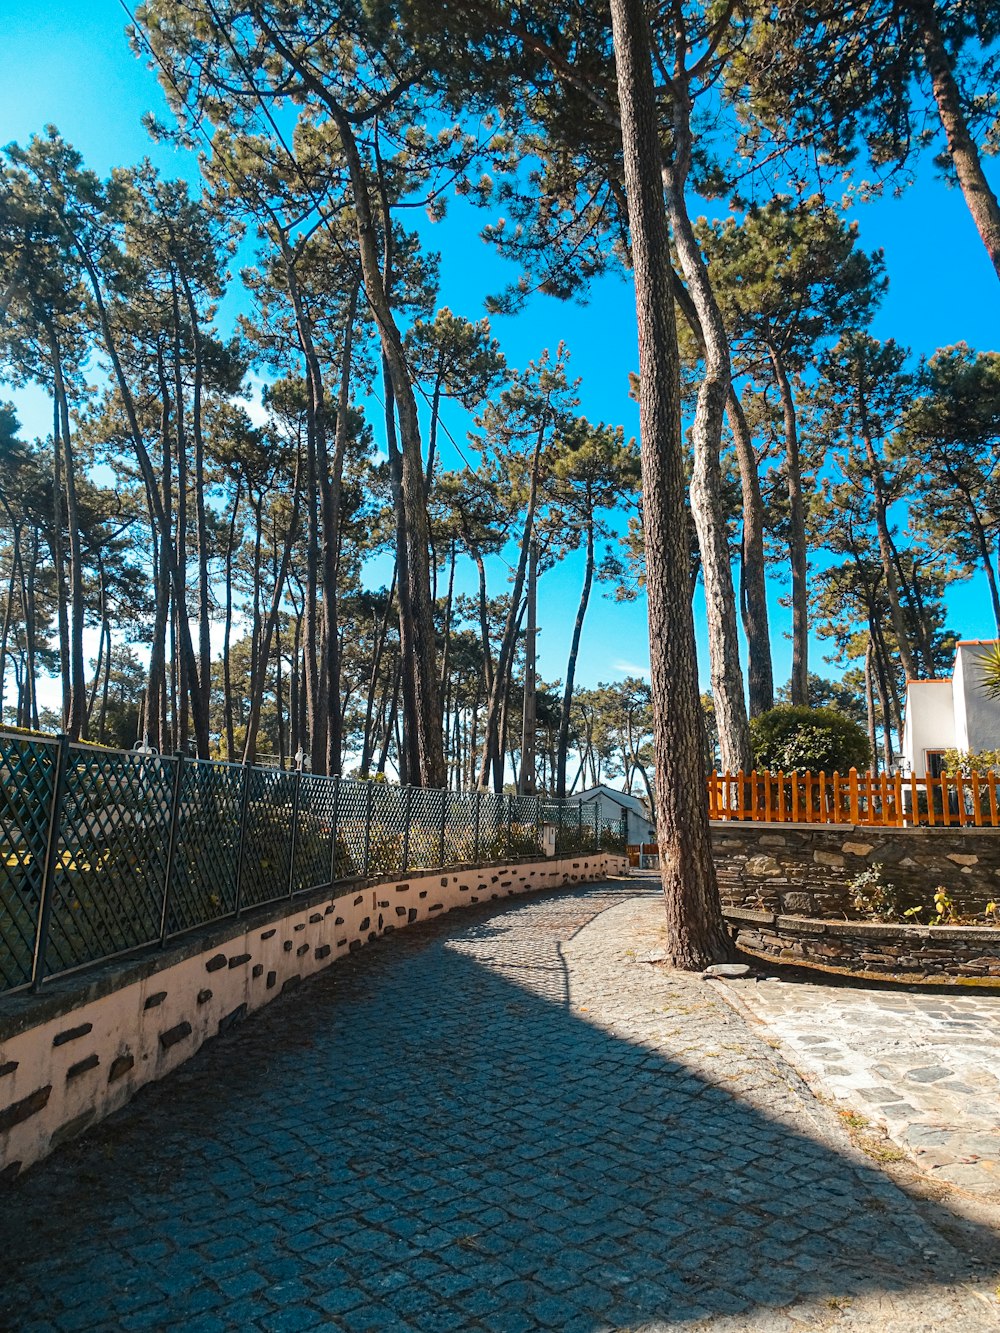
848;866;1000;928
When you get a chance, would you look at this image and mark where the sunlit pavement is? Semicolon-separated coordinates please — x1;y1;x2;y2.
714;957;1000;1202
2;879;999;1332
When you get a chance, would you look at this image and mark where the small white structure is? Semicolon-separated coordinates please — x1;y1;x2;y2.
902;640;1000;775
575;783;657;845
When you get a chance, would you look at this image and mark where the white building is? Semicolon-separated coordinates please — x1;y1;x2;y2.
576;784;657;846
902;640;1000;775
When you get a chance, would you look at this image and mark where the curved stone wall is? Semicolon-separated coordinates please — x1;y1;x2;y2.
0;852;625;1180
724;905;1000;986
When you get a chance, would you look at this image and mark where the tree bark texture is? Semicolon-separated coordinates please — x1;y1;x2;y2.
610;0;730;968
910;0;1000;283
662;97;751;773
331;111;445;787
768;345;809;705
556;518;593;797
727;388;774;715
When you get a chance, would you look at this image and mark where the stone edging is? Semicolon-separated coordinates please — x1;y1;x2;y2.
724;905;1000;986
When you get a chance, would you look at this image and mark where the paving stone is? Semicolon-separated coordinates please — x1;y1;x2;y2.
723;958;1000;1205
2;882;1000;1332
254;1307;325;1333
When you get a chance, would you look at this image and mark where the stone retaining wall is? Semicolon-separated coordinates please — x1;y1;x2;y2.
0;853;624;1180
725;905;1000;985
712;822;1000;918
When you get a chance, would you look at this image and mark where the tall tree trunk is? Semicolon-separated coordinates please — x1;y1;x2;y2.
910;0;1000;281
255;25;445;785
477;436;544;789
49;391;70;730
865;636;879;776
243;479;300;765
870;614;901;760
360;571;397;777
23;537;40;728
50;333;86;739
968;499;1000;633
727;387;774;714
671;266;772;711
662;90;751;773
87;556;108;724
768;345;809;704
171;280;192;755
610;0;730;966
855;360;919;679
439;539;457;696
896;553;937;675
382;356;419;785
222;477;241;762
68;234;209;754
334;110;443;786
556;518;594;797
0;522;19;724
473;550;495;693
178;270;213;746
320;276;360;775
520;539;538;797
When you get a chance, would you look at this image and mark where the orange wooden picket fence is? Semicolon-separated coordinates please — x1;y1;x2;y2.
707;767;1000;828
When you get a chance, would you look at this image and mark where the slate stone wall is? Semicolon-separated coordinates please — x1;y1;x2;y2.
711;823;1000;919
724;906;1000;984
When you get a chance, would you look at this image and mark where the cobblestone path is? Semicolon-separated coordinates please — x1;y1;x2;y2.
714;964;1000;1200
3;881;1000;1332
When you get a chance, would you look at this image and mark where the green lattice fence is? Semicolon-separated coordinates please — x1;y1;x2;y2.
0;730;615;994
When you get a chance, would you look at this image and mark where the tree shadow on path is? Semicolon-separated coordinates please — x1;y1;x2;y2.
2;882;999;1333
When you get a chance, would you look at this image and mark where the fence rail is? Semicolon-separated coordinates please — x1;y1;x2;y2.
708;766;1000;828
0;731;625;998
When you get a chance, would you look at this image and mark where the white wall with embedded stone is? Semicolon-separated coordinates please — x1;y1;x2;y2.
0;853;625;1180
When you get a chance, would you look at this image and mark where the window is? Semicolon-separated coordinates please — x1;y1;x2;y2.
926;750;947;778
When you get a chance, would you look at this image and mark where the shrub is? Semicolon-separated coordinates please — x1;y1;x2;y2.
941;747;1000;775
749;705;870;775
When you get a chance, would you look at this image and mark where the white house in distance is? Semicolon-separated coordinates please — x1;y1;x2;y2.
902;639;1000;775
576;784;657;846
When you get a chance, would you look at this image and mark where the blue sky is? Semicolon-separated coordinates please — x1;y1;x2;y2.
3;0;1000;701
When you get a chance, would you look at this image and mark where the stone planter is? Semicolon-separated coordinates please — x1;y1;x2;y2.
724;904;1000;986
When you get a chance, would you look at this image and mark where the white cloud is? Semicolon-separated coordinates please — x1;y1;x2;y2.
234;373;272;427
611;659;651;679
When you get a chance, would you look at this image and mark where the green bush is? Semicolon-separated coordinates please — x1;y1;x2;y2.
941;748;1000;775
749;705;870;774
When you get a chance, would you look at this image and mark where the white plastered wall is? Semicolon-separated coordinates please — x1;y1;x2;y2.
954;643;1000;755
902;679;955;774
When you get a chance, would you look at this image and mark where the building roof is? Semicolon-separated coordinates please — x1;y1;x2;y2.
575;784;654;821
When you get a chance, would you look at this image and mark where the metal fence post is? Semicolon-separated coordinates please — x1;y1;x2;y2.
401;785;413;873
438;787;448;868
578;799;584;848
506;792;513;858
362;781;374;878
159;753;185;947
233;762;251;918
31;733;69;991
473;789;482;862
535;794;542;853
286;767;303;897
328;774;342;884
